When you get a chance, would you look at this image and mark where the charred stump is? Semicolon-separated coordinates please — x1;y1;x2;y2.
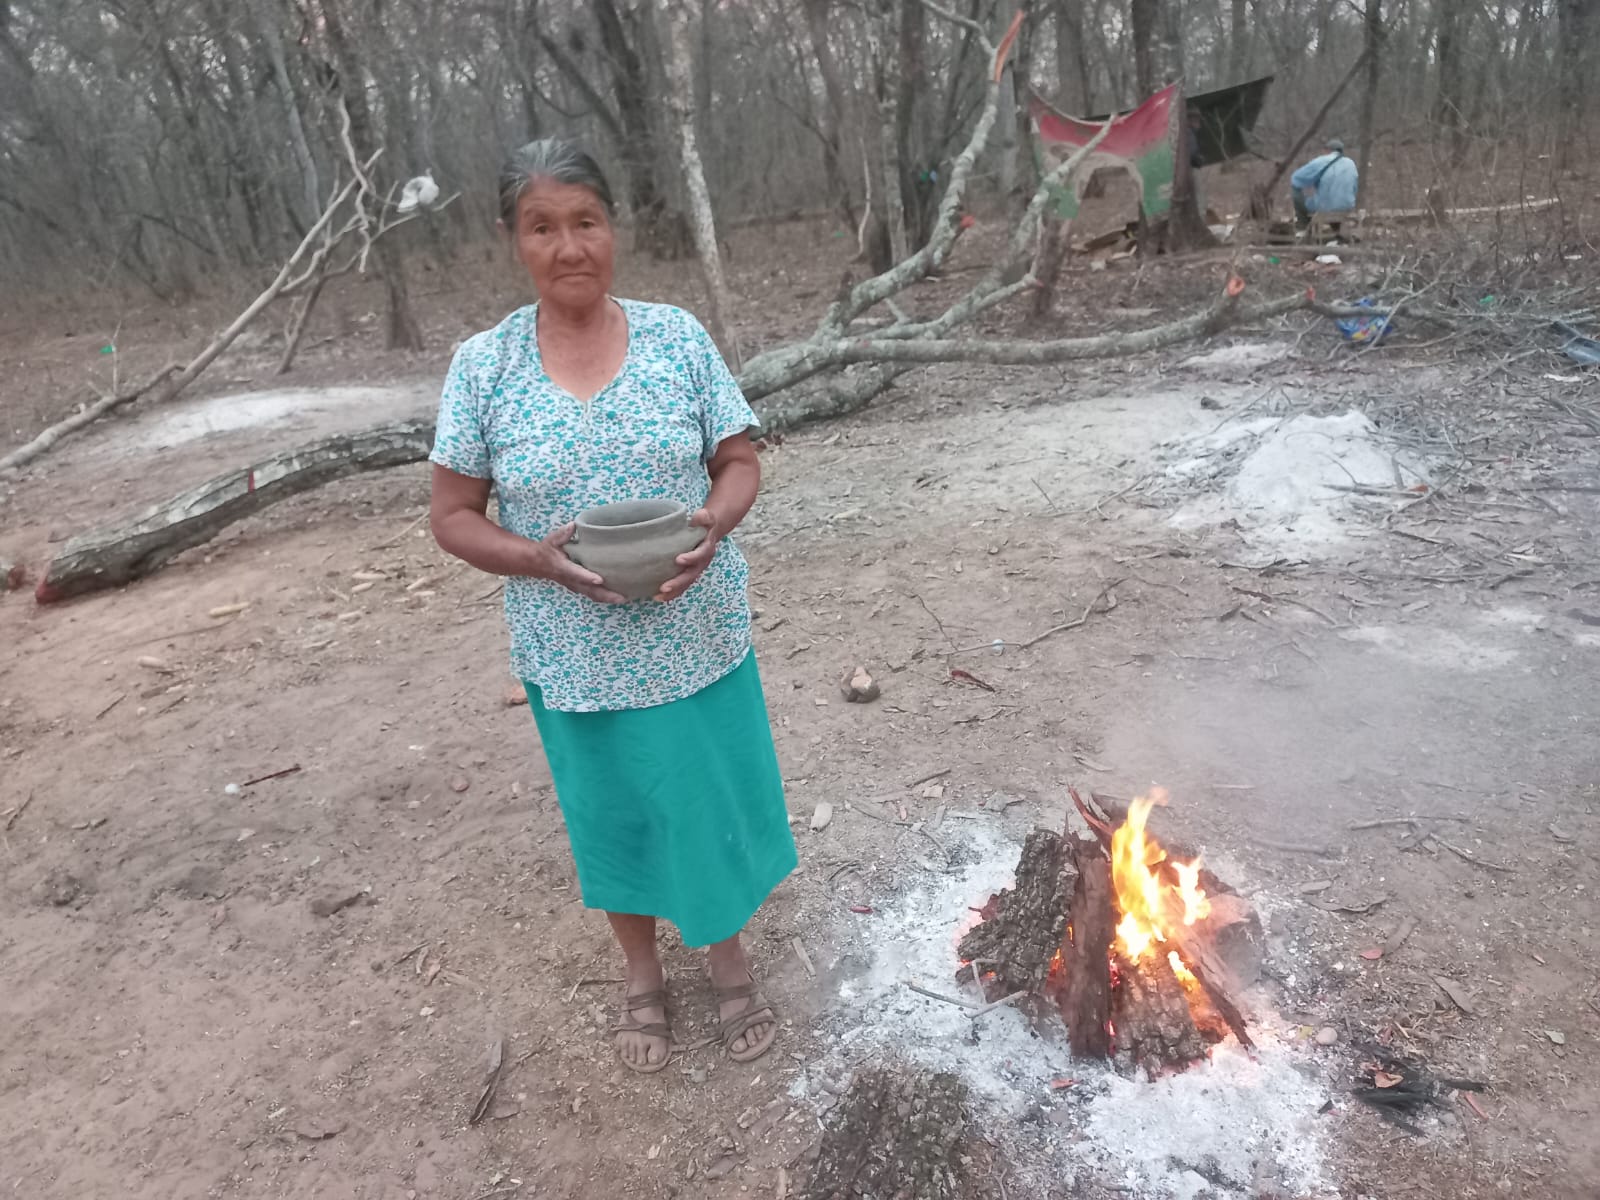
804;1068;969;1200
1059;834;1115;1059
956;829;1075;995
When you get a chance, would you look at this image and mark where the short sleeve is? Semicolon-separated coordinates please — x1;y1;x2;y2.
689;315;759;458
429;339;491;478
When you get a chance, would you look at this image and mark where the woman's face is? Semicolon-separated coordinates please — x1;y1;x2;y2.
509;178;615;310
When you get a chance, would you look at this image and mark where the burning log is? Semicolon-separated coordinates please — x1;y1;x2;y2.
1059;835;1115;1060
803;1068;969;1200
1111;947;1207;1075
957;829;1075;994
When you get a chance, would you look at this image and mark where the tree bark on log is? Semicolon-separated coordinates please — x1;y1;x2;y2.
1060;834;1115;1059
1112;948;1207;1075
35;421;433;603
804;1068;969;1200
956;829;1075;994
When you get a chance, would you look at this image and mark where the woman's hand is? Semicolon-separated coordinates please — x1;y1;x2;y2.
536;523;626;604
654;508;720;601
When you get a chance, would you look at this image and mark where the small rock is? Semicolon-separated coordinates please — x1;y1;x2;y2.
224;783;241;796
840;665;881;704
1315;1026;1340;1046
1;559;26;591
502;687;528;708
450;776;471;794
810;802;833;832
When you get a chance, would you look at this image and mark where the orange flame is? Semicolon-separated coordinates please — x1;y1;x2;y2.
1109;787;1210;962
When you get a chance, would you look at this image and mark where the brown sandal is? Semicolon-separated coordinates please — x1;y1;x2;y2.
612;987;673;1075
714;974;779;1064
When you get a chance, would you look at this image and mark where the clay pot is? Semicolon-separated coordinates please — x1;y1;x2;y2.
565;499;706;601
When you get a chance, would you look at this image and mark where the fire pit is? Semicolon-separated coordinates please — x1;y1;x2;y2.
956;787;1264;1077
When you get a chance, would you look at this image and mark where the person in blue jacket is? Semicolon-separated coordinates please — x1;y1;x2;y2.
1290;138;1359;239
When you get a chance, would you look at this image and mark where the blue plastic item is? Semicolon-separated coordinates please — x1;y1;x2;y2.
1335;297;1395;345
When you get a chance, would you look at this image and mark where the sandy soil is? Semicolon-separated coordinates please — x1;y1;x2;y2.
2;212;1598;1200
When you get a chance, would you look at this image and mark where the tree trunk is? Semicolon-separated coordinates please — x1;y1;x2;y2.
896;0;935;248
802;0;856;227
867;1;910;264
1356;0;1382;203
1131;0;1158;98
594;0;679;257
320;0;424;351
1228;0;1249;81
1433;0;1466;167
1055;0;1092;111
660;0;739;367
1556;0;1596;170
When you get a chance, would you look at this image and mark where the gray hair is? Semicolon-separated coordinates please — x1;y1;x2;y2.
497;138;616;228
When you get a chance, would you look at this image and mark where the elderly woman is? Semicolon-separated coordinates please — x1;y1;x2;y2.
429;138;797;1073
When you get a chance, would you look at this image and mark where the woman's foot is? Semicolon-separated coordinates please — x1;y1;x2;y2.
614;959;671;1073
707;938;778;1062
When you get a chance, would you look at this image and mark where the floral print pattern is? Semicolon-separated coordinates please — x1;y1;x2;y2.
430;299;758;712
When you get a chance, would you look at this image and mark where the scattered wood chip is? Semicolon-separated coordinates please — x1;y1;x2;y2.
792;937;816;978
920;783;945;800
136;655;173;673
1297;879;1334;895
350;580;376;594
1548;823;1574;843
207;602;251;618
810;802;833;832
1545;1030;1566;1046
294;1120;347;1141
1433;975;1478;1016
3;792;34;831
1073;754;1114;773
841;665;880;703
1373;1071;1403;1088
1460;1092;1490;1120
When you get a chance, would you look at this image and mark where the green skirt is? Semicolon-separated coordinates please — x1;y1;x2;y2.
525;650;797;947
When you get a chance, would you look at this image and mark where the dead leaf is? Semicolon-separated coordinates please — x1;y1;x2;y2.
1359;948;1384;960
1433;975;1478;1016
294;1120;347;1141
469;1036;505;1126
1373;1071;1403;1088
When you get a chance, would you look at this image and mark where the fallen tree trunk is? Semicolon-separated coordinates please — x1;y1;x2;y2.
35;421;433;603
803;1067;969;1200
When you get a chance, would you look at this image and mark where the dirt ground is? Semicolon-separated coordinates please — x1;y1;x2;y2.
2;200;1599;1200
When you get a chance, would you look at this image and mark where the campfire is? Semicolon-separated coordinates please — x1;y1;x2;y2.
957;787;1264;1077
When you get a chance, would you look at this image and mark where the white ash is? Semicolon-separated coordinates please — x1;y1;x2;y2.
812;822;1336;1198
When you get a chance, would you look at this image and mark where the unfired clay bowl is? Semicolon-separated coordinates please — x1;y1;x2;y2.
565;499;706;601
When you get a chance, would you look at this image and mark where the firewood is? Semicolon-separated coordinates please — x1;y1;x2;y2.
803;1068;969;1200
1060;835;1116;1060
1112;948;1206;1074
956;829;1075;995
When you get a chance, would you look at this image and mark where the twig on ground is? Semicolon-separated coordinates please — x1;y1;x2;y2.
907;767;952;789
1436;839;1514;873
1349;815;1472;830
242;764;302;787
95;694;126;720
3;793;33;831
914;593;957;651
966;989;1028;1019
952;581;1122;654
905;980;979;1009
792;937;816;977
1250;836;1338;856
1030;477;1061;513
366;509;428;551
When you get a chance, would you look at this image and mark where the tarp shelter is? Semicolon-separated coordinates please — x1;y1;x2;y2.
1030;75;1275;219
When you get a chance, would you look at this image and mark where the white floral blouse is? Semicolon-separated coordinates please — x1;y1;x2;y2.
429;299;758;712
